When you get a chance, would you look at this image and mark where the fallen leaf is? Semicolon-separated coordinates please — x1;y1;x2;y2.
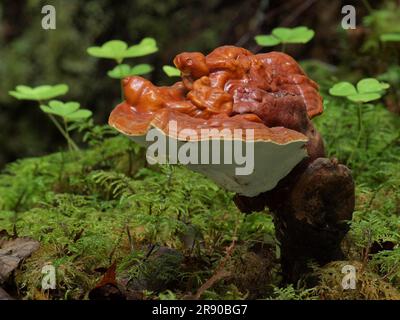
0;237;40;283
89;262;126;300
0;287;14;300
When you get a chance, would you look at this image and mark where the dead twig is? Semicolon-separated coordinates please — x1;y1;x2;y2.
280;0;318;27
126;225;134;253
193;235;237;300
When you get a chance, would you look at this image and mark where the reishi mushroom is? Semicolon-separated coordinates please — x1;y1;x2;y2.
109;45;355;282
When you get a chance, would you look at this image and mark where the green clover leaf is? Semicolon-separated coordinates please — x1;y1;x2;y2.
40;100;79;116
347;93;382;103
380;33;400;42
40;100;92;121
273;26;315;44
124;38;158;58
254;26;315;47
107;64;154;79
356;78;390;94
64;109;93;121
87;40;128;61
254;35;281;47
329;78;390;103
87;38;158;63
9;84;69;101
329;82;357;97
163;65;181;77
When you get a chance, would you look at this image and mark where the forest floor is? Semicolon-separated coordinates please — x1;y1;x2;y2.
1;64;400;300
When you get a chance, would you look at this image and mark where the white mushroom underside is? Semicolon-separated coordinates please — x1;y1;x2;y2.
129;128;307;197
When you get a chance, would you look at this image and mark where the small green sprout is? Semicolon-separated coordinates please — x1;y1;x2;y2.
87;38;158;63
107;64;154;79
329;78;390;165
40;100;92;151
40;100;92;121
9;84;68;101
8;84;90;151
255;26;315;51
162;65;180;77
87;38;158;99
329;78;390;102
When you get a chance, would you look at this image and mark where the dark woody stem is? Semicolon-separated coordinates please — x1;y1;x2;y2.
234;158;355;283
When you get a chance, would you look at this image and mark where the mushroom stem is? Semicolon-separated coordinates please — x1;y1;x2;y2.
234;157;355;284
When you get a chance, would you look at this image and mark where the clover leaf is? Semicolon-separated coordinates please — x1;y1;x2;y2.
9;84;69;101
87;38;158;63
163;65;181;77
273;27;315;43
357;78;390;93
346;93;381;103
329;78;390;103
255;26;315;47
64;109;93;121
107;64;154;79
329;78;390;165
9;84;84;151
254;35;281;47
380;33;400;42
40;100;92;121
329;82;357;97
124;38;158;58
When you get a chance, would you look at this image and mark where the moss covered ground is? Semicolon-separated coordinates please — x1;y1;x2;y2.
1;74;400;299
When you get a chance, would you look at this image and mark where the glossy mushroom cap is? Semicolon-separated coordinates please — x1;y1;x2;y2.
109;46;324;196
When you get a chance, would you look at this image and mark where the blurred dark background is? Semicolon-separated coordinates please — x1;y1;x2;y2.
0;0;370;168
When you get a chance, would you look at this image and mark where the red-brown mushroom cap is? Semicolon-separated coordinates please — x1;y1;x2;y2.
109;46;324;196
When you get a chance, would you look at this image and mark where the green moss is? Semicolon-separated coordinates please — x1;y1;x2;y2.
315;261;400;300
1;89;399;299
